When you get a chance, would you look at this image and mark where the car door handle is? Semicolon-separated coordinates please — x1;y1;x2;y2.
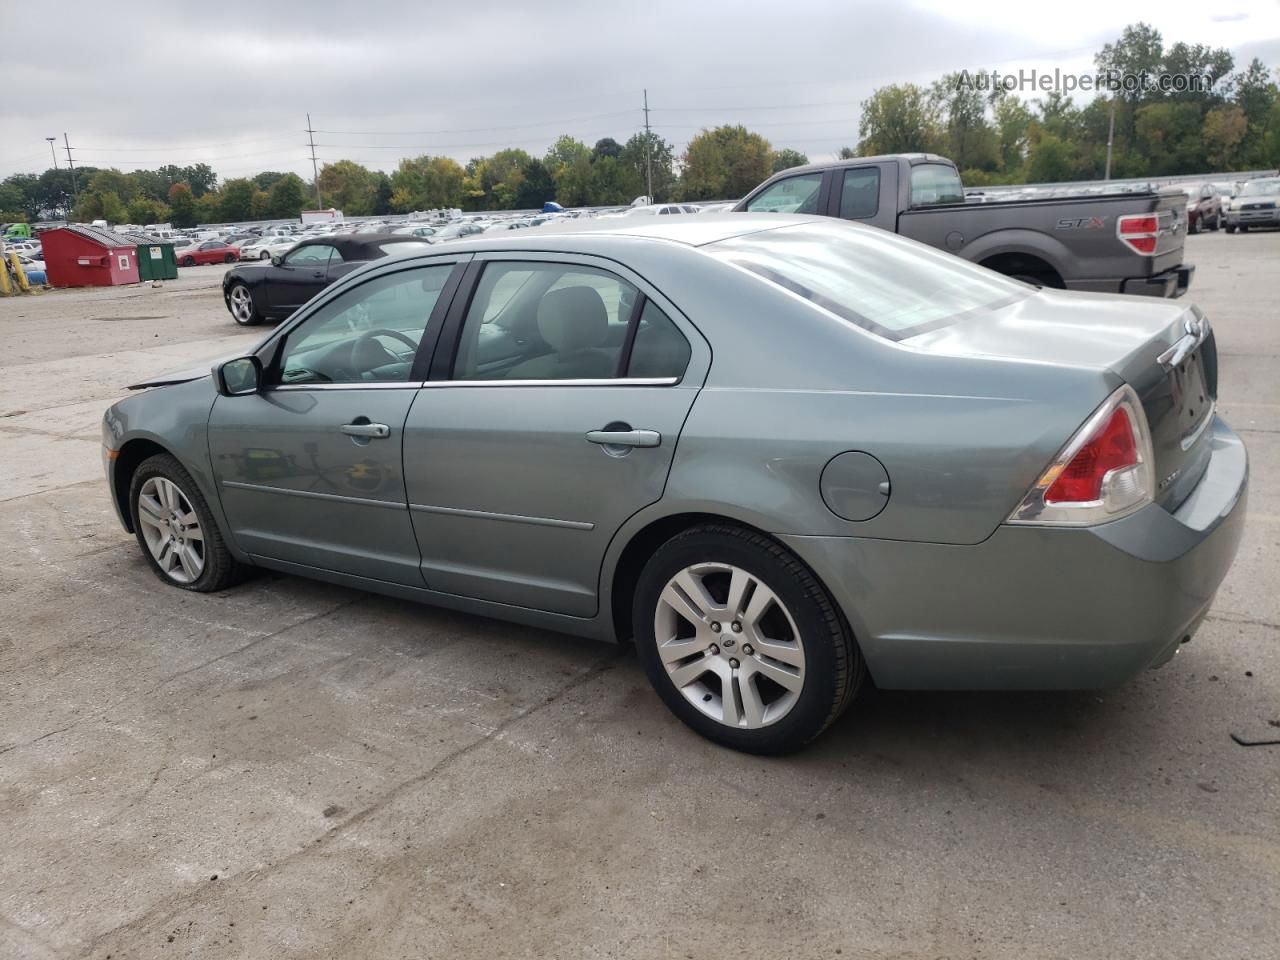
341;422;390;439
586;429;661;448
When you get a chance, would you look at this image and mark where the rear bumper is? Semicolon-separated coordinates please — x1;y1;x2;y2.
1121;263;1194;298
782;416;1247;690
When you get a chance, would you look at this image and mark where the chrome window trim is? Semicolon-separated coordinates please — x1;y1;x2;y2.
270;381;420;391
420;377;680;388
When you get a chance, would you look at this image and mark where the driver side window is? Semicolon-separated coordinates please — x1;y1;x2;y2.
275;264;454;386
284;244;337;267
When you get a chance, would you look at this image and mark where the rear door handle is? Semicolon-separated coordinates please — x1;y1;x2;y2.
341;422;390;439
586;429;661;448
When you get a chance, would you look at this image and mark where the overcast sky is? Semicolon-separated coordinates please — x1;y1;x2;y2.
4;0;1278;182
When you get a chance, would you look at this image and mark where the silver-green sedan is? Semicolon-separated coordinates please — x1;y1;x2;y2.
102;215;1247;753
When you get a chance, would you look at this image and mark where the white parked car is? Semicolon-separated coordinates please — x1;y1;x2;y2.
240;235;298;261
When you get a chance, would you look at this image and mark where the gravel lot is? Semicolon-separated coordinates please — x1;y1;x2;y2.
1;238;1277;960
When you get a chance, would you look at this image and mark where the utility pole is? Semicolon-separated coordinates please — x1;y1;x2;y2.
46;137;59;170
306;113;323;207
1104;99;1116;181
63;133;78;212
642;89;653;202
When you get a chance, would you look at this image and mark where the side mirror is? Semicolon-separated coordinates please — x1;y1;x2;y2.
271;254;284;267
214;356;262;396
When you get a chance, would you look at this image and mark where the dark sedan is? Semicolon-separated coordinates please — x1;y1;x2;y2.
222;234;432;326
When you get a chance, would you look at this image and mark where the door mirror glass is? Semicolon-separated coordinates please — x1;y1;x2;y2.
271;254;283;267
216;356;262;396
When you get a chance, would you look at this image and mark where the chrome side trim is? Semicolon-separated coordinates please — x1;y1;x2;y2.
271;382;420;392
1181;400;1216;451
409;502;594;531
222;480;407;510
418;377;678;388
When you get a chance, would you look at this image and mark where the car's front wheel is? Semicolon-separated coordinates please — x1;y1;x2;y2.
181;256;195;266
129;454;246;592
633;523;863;754
226;282;262;326
259;250;271;260
224;253;237;263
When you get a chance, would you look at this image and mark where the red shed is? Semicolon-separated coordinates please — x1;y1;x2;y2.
42;225;141;288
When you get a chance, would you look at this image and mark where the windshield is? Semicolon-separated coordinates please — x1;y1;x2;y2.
708;221;1030;341
1240;179;1280;197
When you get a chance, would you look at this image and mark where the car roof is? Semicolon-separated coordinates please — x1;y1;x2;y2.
297;232;425;257
439;213;825;251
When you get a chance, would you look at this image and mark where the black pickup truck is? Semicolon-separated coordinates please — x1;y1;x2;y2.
734;153;1194;297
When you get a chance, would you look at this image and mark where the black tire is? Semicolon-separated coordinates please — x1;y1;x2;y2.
226;281;263;326
128;453;248;593
259;250;271;260
181;256;195;266
224;253;237;263
1226;224;1237;234
1240;225;1249;233
1209;214;1221;231
1189;215;1200;234
632;523;863;754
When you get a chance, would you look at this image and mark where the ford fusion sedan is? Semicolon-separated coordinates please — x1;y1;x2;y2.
221;233;432;326
103;215;1247;754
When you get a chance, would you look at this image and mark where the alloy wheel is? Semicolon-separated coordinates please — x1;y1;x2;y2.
136;476;205;584
229;285;254;323
654;562;805;729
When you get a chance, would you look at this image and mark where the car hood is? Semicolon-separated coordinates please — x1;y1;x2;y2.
902;287;1193;384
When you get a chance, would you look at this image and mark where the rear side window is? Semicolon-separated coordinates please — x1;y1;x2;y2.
626;301;690;378
745;173;823;214
838;167;880;220
910;164;964;205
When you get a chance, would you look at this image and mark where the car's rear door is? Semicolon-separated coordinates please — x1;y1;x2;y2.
401;253;710;617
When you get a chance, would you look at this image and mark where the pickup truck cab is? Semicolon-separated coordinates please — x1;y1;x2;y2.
734;153;1193;298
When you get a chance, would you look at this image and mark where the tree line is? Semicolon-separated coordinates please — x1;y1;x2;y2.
855;23;1279;186
0;128;810;226
2;23;1275;227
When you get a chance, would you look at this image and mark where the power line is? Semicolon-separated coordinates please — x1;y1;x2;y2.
314;108;638;137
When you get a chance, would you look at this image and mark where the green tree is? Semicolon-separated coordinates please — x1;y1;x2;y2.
1024;133;1074;182
267;174;307;219
620;132;675;201
1133;101;1204;175
0;174;40;222
994;96;1034;172
1203;105;1249;169
253;171;289;192
372;173;393;215
193;191;222;224
157;163;216;197
857;83;941;155
1095;22;1165;103
167;182;196;227
86;170;140;204
544;135;591;177
680;125;772;200
317;160;376;215
73;190;127;224
218;178;258;222
514;158;557;209
126;197;170;225
592;137;623;159
390;155;466;211
770;148;809;174
931;73;999;171
250;189;272;220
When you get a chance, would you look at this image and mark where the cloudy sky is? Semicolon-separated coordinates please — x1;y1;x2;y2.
4;0;1278;182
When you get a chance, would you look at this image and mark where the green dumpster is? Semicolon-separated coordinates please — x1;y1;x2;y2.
127;235;178;281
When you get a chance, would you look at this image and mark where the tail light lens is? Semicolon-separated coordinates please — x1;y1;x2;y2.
1117;214;1160;255
1009;385;1154;525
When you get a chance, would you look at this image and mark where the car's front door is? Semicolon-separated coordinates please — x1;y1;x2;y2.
267;243;340;312
402;254;709;617
208;258;465;585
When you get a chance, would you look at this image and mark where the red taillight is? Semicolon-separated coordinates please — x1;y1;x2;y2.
1044;407;1138;504
1117;214;1159;256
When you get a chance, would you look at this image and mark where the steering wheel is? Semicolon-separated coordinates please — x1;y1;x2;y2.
357;328;418;354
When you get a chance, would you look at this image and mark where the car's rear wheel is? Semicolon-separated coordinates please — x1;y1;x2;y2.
129;454;246;592
227;282;262;326
633;523;863;754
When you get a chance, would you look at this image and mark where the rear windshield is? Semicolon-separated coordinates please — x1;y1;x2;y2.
910;163;965;205
708;221;1030;341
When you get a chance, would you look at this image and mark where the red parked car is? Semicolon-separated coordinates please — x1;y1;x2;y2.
1183;183;1223;234
175;239;240;266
